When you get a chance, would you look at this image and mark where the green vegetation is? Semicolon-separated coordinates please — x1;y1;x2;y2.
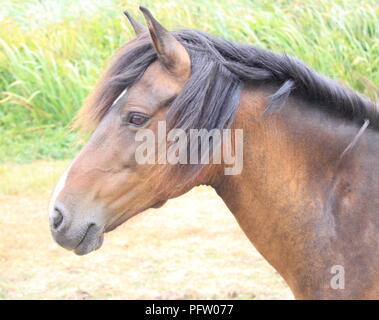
1;0;378;162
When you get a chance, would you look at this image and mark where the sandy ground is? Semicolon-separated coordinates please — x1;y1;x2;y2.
0;160;292;299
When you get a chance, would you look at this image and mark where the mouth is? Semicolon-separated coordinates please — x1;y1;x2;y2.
70;201;168;254
74;224;104;256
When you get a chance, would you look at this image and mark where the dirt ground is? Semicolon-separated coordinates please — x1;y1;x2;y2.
0;160;292;299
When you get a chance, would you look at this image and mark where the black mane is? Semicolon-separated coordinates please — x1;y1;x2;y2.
79;28;378;132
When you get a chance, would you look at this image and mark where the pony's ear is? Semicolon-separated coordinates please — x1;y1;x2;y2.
139;6;191;81
123;10;146;35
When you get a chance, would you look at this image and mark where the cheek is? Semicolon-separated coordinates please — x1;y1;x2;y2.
94;168;151;215
99;167;158;213
118;140;140;168
98;127;139;167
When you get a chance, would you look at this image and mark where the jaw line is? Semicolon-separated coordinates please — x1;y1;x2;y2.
104;204;155;233
104;211;133;233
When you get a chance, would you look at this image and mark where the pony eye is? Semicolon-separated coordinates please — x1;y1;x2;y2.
125;113;149;127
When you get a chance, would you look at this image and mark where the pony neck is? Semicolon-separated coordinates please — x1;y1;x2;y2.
212;83;379;299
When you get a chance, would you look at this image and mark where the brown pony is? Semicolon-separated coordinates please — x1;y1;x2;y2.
49;7;379;299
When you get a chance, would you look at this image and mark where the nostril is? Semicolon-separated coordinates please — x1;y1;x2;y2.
52;207;64;230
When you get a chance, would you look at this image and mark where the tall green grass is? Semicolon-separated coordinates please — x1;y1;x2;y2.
0;0;378;162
